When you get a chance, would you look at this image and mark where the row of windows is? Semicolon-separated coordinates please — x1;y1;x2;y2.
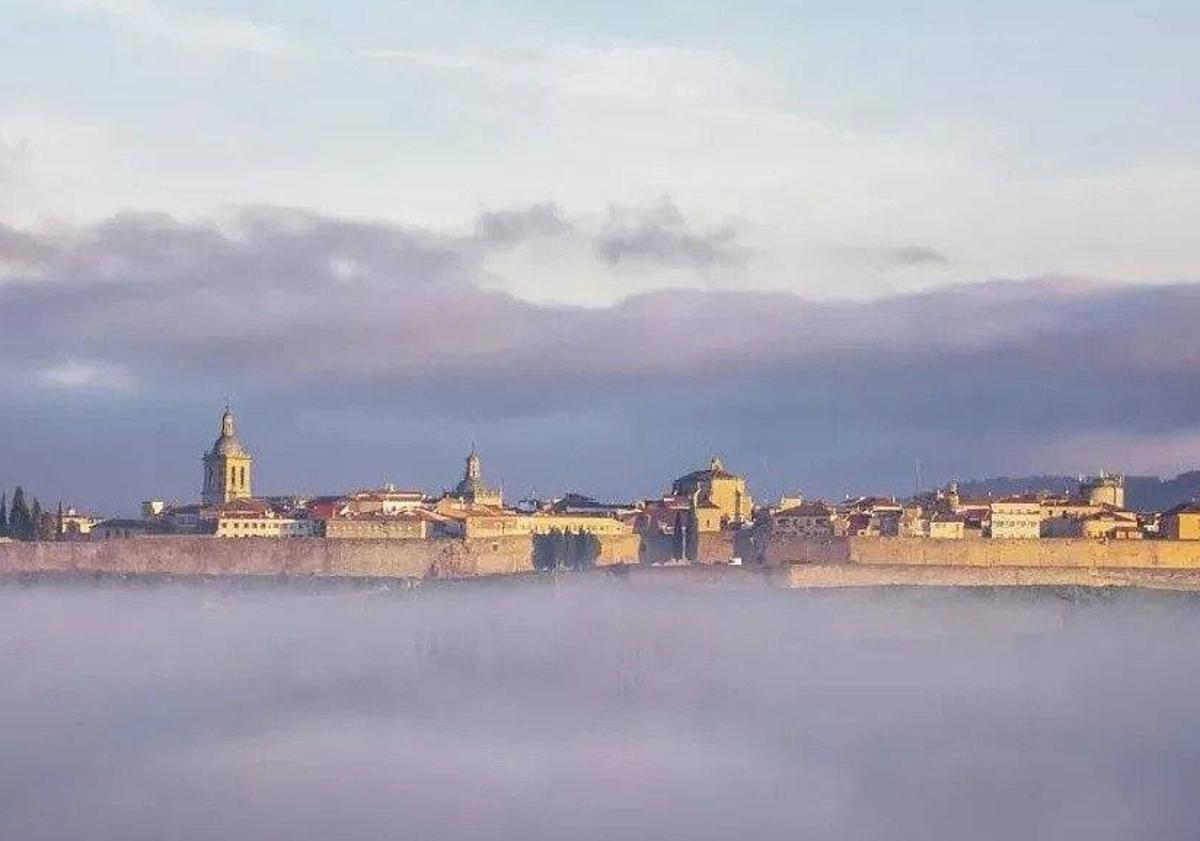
205;463;250;489
219;520;308;535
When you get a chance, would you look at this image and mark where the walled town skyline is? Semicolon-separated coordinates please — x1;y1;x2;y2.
5;405;1200;550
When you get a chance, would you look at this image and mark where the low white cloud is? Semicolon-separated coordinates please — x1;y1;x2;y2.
40;359;136;392
50;0;296;54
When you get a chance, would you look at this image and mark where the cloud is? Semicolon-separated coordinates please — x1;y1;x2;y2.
832;244;950;269
2;583;1200;841
892;245;949;266
595;199;748;270
1;208;1199;507
0;223;57;272
474;203;572;247
356;44;751;111
50;0;296;54
39;359;136;392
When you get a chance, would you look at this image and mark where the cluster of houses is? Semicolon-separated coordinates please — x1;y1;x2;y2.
73;458;750;545
766;474;1200;541
55;409;755;544
36;408;1200;545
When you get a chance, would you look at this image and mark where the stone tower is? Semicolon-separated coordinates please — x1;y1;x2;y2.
1081;472;1125;509
202;406;253;505
465;447;482;483
451;445;502;507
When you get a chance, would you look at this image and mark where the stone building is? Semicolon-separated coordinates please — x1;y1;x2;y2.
212;498;313;538
771;502;835;537
57;507;101;537
457;511;634;539
1081;472;1125;509
1163;503;1200;540
1080;510;1142;540
926;513;965;540
324;510;447;540
989;497;1042;539
669;457;752;527
91;518;173;539
201;406;253;506
447;446;502;507
345;486;426;515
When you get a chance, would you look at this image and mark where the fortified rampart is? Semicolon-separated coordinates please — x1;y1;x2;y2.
0;533;642;580
0;536;535;579
7;533;1200;586
763;535;1200;569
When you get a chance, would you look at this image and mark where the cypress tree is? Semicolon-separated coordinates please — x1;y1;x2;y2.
553;528;570;569
0;491;7;538
9;487;30;541
29;498;43;542
567;528;583;570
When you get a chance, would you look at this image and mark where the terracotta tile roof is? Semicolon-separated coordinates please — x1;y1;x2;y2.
777;502;833;517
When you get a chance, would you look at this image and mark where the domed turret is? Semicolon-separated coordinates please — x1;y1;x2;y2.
202;405;253;505
450;445;502;507
210;409;249;457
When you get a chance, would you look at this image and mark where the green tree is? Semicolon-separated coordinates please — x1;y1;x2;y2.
0;492;7;538
29;498;43;542
571;527;590;568
553;528;570;569
574;530;601;570
532;533;555;571
9;487;31;541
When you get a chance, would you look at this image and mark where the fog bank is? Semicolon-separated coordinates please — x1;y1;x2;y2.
1;581;1198;840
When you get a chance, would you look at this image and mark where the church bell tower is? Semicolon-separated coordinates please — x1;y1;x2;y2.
202;406;253;505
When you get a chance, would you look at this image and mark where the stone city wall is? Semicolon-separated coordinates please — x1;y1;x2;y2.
0;532;642;580
7;533;1200;583
764;535;1200;569
594;532;642;566
0;536;536;579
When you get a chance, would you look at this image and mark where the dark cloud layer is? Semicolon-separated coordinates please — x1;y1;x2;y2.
2;582;1199;841
595;199;747;270
1;208;1199;510
474;202;572;245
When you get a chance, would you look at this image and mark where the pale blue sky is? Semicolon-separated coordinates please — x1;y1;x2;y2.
4;0;1200;302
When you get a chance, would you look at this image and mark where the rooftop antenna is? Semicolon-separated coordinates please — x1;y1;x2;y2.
914;457;922;497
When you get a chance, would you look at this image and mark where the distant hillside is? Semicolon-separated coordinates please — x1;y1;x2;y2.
959;471;1200;512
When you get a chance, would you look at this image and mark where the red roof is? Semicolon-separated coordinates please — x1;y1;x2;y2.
777;502;833;517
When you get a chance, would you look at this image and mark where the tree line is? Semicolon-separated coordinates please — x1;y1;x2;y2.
0;487;57;541
532;528;603;571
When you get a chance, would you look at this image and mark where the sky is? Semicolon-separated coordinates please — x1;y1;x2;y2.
4;582;1200;840
2;0;1200;510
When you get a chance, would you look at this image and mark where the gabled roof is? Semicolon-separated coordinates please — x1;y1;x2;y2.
777;502;833;517
1081;510;1137;523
